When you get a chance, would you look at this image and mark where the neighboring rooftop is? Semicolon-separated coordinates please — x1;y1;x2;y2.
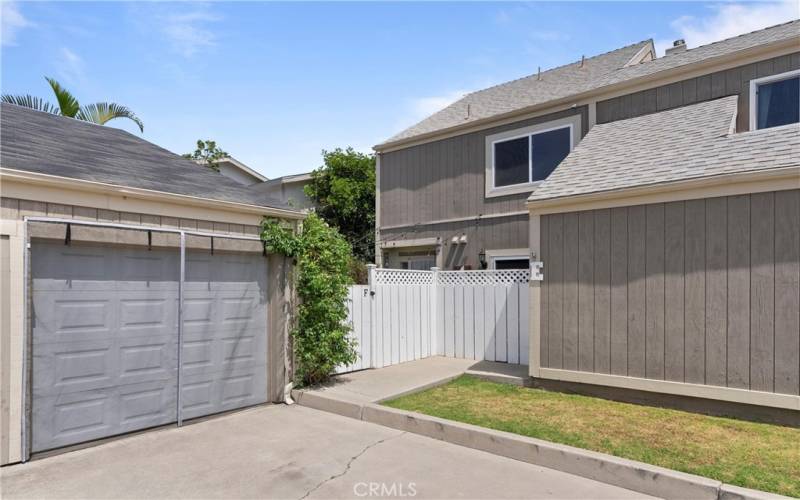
0;103;292;211
380;19;800;148
528;95;800;203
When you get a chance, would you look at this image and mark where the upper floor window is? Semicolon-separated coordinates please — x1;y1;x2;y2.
750;70;800;131
485;114;580;198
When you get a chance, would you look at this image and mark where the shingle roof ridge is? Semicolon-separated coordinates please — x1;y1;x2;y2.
658;18;799;61
461;39;652;99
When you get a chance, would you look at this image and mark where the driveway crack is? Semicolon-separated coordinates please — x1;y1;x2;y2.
298;432;406;500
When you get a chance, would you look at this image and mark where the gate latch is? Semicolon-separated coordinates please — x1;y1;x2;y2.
530;261;544;281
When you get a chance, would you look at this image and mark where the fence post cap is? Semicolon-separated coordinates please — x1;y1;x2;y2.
431;267;440;271
366;264;377;269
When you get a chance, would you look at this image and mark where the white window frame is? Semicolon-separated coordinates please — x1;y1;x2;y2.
486;248;530;270
485;114;581;198
749;69;800;131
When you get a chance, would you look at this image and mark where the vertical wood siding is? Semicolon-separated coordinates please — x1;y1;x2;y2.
380;213;528;270
380;107;588;229
596;52;800;131
540;190;800;395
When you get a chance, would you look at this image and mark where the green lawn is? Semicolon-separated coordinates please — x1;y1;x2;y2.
383;375;800;497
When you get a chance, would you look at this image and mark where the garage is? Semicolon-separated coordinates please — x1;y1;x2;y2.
1;103;303;463
29;238;269;453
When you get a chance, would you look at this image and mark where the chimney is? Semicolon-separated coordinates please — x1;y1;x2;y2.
665;39;687;56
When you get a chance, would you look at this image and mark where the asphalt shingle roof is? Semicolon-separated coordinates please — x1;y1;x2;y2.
382;19;800;147
0;103;294;211
528;95;800;202
382;40;651;145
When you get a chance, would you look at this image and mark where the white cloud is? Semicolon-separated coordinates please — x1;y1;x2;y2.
656;0;798;56
56;47;86;85
131;3;222;58
1;1;32;46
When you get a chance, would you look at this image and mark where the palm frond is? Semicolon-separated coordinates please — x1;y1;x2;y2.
1;94;59;114
44;77;80;117
77;102;144;132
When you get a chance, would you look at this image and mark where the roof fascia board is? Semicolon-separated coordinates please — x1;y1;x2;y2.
375;37;799;153
0;168;305;220
526;167;800;215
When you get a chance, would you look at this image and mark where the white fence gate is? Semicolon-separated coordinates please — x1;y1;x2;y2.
338;267;530;373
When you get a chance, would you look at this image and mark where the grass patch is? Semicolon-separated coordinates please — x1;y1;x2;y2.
383;375;800;497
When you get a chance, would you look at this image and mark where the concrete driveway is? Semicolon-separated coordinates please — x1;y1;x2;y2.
1;405;655;499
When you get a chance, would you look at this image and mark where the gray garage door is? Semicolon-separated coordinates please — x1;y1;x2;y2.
181;251;268;420
31;241;268;453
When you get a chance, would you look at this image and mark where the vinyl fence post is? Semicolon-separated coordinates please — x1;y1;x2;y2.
366;264;377;368
430;267;440;356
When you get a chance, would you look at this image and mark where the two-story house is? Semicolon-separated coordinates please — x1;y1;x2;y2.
376;20;799;414
375;20;799;272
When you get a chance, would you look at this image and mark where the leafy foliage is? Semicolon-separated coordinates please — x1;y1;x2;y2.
182;139;228;172
1;76;144;131
77;103;144;132
304;148;376;263
261;213;357;386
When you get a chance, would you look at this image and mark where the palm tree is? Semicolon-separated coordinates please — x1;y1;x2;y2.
2;77;143;132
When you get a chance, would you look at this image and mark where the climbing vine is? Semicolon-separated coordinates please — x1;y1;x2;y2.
261;213;357;386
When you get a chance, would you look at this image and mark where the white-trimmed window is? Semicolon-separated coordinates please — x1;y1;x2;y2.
749;69;800;131
486;249;530;270
485;114;580;198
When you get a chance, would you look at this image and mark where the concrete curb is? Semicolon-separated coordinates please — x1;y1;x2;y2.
373;374;465;403
293;389;790;500
290;390;363;420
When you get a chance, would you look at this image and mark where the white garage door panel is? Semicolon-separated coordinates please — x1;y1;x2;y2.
180;252;268;420
31;242;180;452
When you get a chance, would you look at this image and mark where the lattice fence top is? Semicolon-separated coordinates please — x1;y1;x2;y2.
373;269;435;285
437;269;530;286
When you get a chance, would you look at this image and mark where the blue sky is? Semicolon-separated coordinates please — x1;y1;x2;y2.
2;1;796;178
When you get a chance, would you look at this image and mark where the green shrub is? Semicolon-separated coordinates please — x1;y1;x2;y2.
261;213;357;386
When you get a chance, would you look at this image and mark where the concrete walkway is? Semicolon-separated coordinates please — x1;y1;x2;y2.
1;404;654;499
302;357;529;406
311;357;476;404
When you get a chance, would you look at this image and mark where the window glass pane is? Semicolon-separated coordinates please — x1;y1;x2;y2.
494;136;529;187
494;258;529;270
531;127;571;181
757;76;799;129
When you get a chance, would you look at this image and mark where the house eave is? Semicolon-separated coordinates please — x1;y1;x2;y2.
526;167;800;215
0;167;306;220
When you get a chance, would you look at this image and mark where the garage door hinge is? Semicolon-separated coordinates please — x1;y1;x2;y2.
148;230;152;251
210;236;214;255
64;223;71;246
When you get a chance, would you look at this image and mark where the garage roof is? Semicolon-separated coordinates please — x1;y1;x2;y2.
0;103;294;211
528;95;800;203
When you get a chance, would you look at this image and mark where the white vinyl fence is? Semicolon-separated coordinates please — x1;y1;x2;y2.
337;267;530;374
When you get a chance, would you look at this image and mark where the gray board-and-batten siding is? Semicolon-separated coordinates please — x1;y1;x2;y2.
380;214;528;270
539;189;800;396
596;52;800;129
379;106;589;229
